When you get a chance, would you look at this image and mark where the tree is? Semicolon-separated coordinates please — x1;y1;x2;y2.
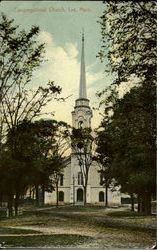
96;85;156;212
31;119;71;206
97;1;156;214
50;156;66;208
98;1;156;85
95;123;114;207
49;121;71;207
5;119;70;214
0;14;62;215
71;128;94;205
0;148;29;216
111;86;155;214
0;14;61;145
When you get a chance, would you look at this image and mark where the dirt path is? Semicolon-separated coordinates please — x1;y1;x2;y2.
0;207;155;248
35;208;156;231
7;224;98;237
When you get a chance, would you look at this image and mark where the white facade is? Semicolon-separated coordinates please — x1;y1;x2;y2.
45;156;122;205
45;34;122;206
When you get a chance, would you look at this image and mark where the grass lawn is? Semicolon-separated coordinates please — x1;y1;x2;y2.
0;227;41;235
0;206;156;248
0;234;92;247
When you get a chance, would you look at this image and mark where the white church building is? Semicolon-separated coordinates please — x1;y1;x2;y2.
45;34;122;206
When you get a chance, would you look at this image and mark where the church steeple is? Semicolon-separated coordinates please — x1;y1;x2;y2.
71;32;93;129
79;31;87;99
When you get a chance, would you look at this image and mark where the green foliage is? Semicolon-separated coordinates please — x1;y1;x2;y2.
6;119;69;189
0;13;65;215
99;1;156;83
0;14;61;143
97;1;156;214
0;118;70;214
72;127;93;151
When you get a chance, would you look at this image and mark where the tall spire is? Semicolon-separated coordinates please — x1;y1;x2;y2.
72;31;92;129
79;30;87;99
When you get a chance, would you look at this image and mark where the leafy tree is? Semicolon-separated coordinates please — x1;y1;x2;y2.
48;121;71;207
0;13;62;215
97;85;156;212
95;122;114;207
97;1;156;214
4;119;70;214
0;14;61;145
50;156;66;207
112;86;155;213
71;128;94;205
98;1;156;85
0;149;29;216
30;119;71;206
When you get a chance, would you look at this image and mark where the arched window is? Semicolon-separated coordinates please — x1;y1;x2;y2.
78;120;83;128
100;173;104;186
78;116;84;129
78;172;83;185
60;174;64;186
99;191;104;202
77;188;83;202
58;191;64;202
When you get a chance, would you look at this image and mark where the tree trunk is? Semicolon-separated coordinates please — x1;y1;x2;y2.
84;186;87;205
139;192;152;215
137;195;142;213
84;173;89;206
32;188;35;200
29;188;32;198
141;197;145;213
14;191;20;216
7;194;13;217
41;184;45;206
0;192;3;207
144;192;151;215
56;182;59;207
130;193;134;212
105;185;108;207
35;184;39;206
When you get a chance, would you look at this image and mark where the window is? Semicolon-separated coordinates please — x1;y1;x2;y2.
78;120;83;128
78;172;83;185
99;191;104;202
60;174;64;186
58;191;64;202
100;173;104;186
77;188;83;202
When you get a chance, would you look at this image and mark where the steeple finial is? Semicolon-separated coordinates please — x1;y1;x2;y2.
79;30;87;99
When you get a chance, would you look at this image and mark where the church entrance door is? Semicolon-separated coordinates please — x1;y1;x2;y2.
77;188;83;202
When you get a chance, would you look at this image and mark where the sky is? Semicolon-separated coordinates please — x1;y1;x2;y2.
1;1;114;128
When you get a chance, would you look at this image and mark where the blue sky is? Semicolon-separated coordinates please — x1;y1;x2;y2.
1;1;113;128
